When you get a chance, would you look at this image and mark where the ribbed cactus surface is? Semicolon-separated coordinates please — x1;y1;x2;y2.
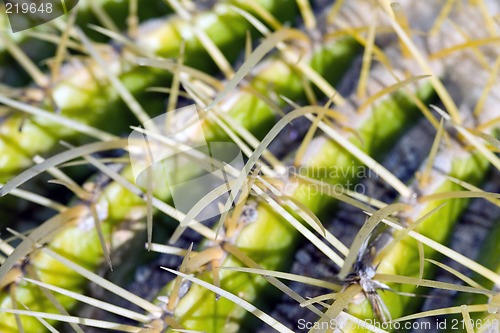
0;1;499;333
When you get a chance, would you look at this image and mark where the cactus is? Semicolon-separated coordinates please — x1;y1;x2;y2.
0;1;361;331
0;0;499;333
0;0;172;86
0;0;299;182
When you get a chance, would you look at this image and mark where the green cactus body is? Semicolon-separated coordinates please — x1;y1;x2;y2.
2;1;498;332
159;81;436;332
451;180;500;333
341;146;491;333
0;205;112;332
0;0;172;86
0;0;299;182
0;34;360;332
